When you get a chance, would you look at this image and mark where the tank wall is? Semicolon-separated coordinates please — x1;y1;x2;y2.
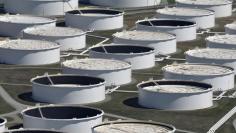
62;67;132;86
90;0;161;8
23;32;86;51
0;122;5;133
186;55;236;74
207;41;236;49
225;27;236;34
0;48;60;65
164;71;234;91
156;13;215;29
138;88;213;110
136;23;196;42
89;51;155;70
32;82;105;104
56;35;86;51
23;114;102;133
0;22;56;38
65;13;123;31
176;3;232;18
4;0;78;16
113;38;177;55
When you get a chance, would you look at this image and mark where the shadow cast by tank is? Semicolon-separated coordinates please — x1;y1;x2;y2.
18;92;44;104
8;123;23;130
123;97;152;109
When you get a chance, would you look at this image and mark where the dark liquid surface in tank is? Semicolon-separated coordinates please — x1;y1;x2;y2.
138;20;195;26
24;106;103;119
91;45;154;53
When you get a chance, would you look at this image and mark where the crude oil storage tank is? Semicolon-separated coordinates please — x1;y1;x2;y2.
0;14;56;37
162;63;234;91
185;48;236;74
0;117;6;133
176;0;232;18
89;0;161;8
31;74;106;104
62;58;131;86
93;120;176;133
156;7;215;29
4;0;78;16
225;22;236;34
0;39;60;65
4;129;63;133
22;26;86;51
65;9;124;31
22;105;104;133
138;80;213;110
136;19;197;42
206;34;236;49
89;45;155;70
113;30;176;55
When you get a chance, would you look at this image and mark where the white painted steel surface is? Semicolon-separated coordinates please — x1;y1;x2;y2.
156;7;215;29
4;0;78;16
92;120;176;133
62;58;132;86
0;14;56;37
89;45;155;70
225;22;236;34
186;48;236;74
23;26;86;51
90;0;161;8
176;0;232;18
162;63;235;91
138;80;213;110
65;9;124;31
0;118;6;133
31;74;106;104
22;105;104;133
113;31;176;55
4;129;63;133
206;34;236;49
136;19;197;42
0;39;60;65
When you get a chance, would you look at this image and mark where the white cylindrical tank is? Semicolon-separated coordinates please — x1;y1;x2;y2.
93;120;176;133
65;9;124;31
31;74;106;104
0;117;6;133
162;63;235;91
23;26;86;51
185;48;236;74
206;34;236;49
90;0;161;8
0;39;60;65
89;45;155;70
136;19;197;42
225;22;236;34
138;80;213;110
113;30;176;55
62;58;132;86
0;14;56;37
4;0;78;16
156;7;215;29
4;129;63;133
22;105;104;133
176;0;232;18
